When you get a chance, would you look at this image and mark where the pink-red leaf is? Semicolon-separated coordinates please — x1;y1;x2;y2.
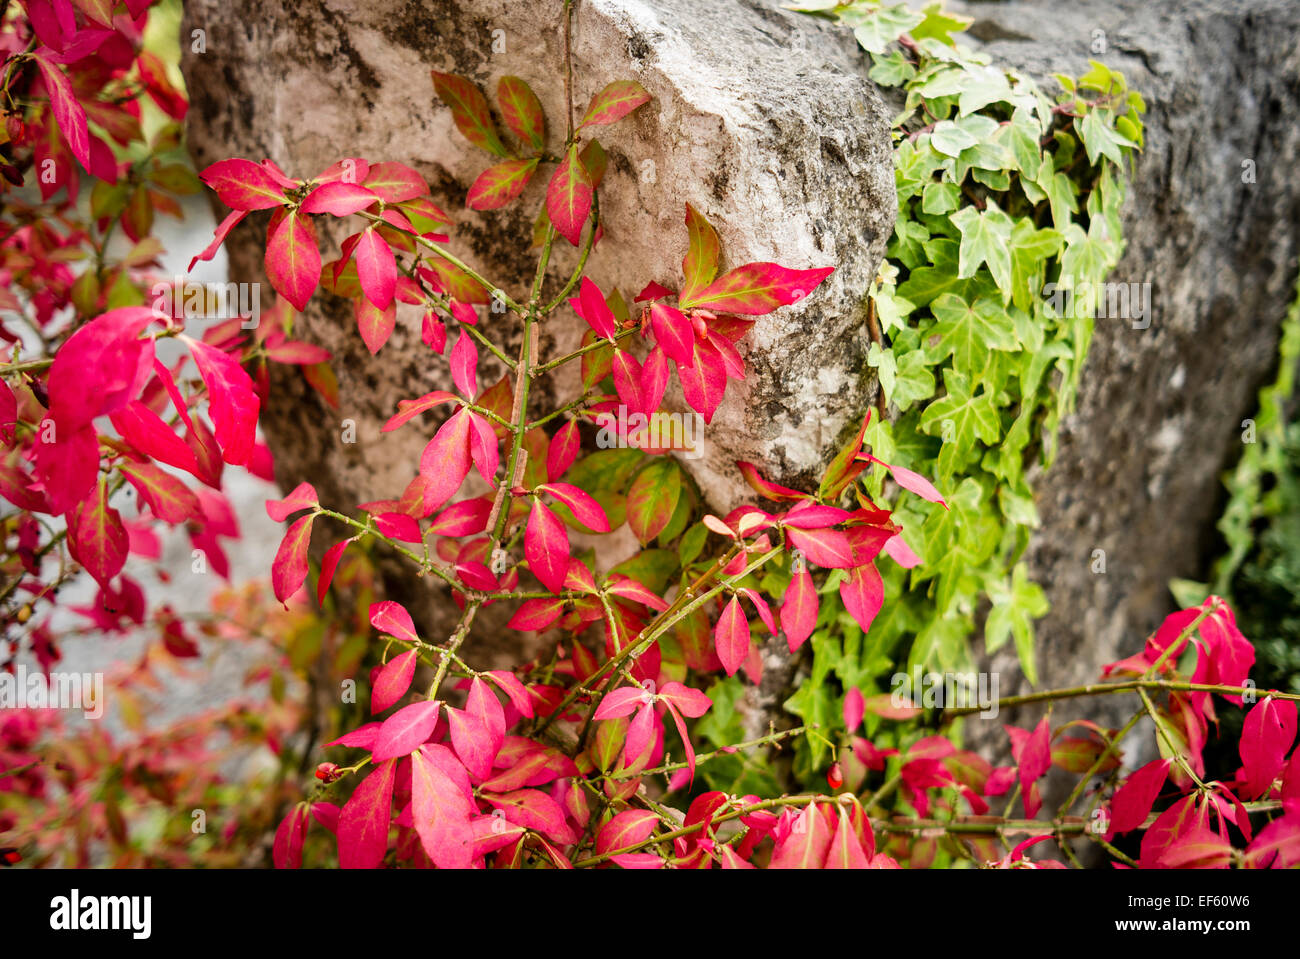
370;601;419;644
338;759;396;869
497;76;546;150
355;229;396;310
546;144;592;246
538;482;610;532
524;499;571;595
431;71;509;157
466;157;538;210
372;700;442;761
266;481;318;522
272;514;314;605
371;650;418;715
580;80;652;128
265;210;321;311
714;596;750;677
680;262;834;315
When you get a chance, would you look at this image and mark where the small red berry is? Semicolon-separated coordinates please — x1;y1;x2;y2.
827;762;844;791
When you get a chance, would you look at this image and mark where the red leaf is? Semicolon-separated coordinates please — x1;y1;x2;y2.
883;534;922;568
1240;697;1298;799
431;71;509;157
861;455;948;509
326;723;381;750
68;479;127;589
546;144;592;246
410;745;476;869
271;514;313;605
525;499;570;593
48;306;154;433
198;157;286;211
1106;758;1171;838
783;501;852;530
680;204;720;303
371;650;417;714
34;54;89;171
300;181;377;216
467;157;538;210
427;497;491;536
189;209;248;271
419;408;473;514
370;601;419;644
467;413;499;486
714;595;750;677
538;482;610;532
372;700;442;761
486;672;535;720
361;161;429;203
580;80;652;128
1245;811;1300;869
570;279;617;340
681;262;834;315
317;538;351;605
273;803;309;869
1009;717;1052;818
843;688;866;734
678;338;729;423
338;759;397;869
484;789;576;844
786;527;855;569
769;804;834;869
611;349;648;414
497;76;546;150
186;338;259;466
780;567;818;652
355;229;396;310
266;481;318;522
547;419;581;481
1158;827;1233;869
448;708;496;782
594;686;650;720
737;461;808;503
659;681;712;718
117;460;201;524
467;677;506;752
649;303;695;365
606;576;669;611
640;346;670;416
825;805;873;868
450;329;479;397
839;563;883;634
265;210;321;311
595;809;659;856
382;390;459;432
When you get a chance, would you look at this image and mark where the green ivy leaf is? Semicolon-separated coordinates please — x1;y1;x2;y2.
926;292;1019;373
949;202;1014;298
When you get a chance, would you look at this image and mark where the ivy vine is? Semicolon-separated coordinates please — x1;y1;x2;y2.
696;1;1147;795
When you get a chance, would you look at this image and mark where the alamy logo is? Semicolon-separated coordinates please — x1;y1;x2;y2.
595;405;704;459
891;667;1000;719
1042;278;1151;330
151;277;260;328
50;889;151;939
0;666;103;719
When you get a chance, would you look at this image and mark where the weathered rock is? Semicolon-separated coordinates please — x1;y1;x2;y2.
936;0;1300;752
180;0;896;654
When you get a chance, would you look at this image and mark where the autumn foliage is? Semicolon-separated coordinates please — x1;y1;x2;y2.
1;1;1298;871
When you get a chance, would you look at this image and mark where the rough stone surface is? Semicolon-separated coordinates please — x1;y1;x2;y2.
943;0;1300;756
180;0;896;656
